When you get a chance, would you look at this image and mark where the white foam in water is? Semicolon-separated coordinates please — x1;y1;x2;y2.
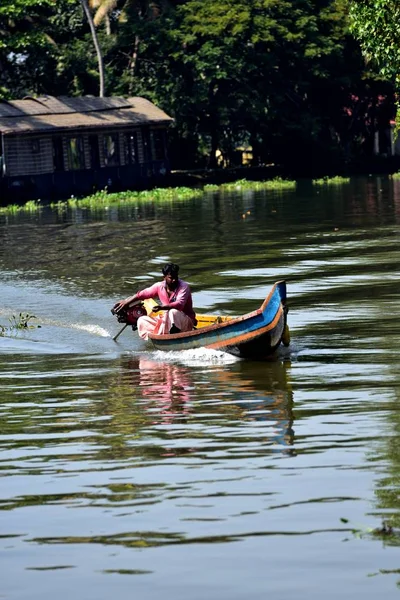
70;323;111;337
21;313;113;338
151;347;240;366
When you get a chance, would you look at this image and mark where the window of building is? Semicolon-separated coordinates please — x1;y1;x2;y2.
103;134;119;166
0;139;3;176
150;130;166;161
52;137;64;172
142;129;151;162
67;137;85;170
31;139;41;154
123;131;139;164
89;135;100;169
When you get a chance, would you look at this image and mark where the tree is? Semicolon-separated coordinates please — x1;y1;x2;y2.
0;0;55;98
0;0;107;98
349;1;399;141
79;0;105;96
349;0;400;82
138;0;371;170
105;0;172;95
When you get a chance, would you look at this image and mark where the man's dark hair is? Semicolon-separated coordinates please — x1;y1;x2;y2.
162;263;179;278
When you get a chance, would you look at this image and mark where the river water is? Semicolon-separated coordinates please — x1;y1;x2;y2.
1;175;400;599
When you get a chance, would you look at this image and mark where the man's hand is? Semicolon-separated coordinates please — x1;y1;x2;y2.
112;297;136;314
112;300;126;314
152;305;167;313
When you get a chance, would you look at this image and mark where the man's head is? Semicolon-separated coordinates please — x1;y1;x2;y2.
162;263;179;290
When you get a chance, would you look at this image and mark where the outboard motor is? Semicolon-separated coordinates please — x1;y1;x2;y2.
111;301;147;331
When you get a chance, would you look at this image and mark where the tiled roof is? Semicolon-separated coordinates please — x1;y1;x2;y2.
0;96;173;134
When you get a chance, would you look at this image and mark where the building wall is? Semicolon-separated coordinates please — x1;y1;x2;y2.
4;135;54;176
2;126;167;177
0;125;169;203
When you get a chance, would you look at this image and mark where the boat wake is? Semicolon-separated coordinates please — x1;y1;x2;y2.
69;323;111;337
151;347;241;366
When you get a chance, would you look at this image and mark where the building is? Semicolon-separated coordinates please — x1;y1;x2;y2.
0;95;173;203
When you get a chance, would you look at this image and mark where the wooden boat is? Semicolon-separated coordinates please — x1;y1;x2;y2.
138;280;290;359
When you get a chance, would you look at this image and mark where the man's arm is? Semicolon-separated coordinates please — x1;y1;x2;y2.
113;282;161;312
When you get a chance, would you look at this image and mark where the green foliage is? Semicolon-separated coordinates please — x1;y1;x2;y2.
153;0;370;168
349;0;400;82
0;0;56;97
349;0;399;132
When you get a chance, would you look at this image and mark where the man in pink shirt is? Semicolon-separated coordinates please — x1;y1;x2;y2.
113;263;196;339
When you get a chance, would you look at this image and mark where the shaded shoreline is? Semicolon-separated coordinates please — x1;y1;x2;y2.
1;157;400;214
167;155;400;188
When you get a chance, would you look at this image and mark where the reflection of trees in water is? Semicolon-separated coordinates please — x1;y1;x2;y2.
347;177;400;225
217;359;295;455
372;379;400;535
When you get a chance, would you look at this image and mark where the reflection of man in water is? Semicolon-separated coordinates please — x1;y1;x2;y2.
139;358;191;424
113;263;196;339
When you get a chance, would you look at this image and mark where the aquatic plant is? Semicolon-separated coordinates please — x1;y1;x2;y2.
213;177;297;191
312;176;350;185
0;313;40;336
0;178;299;215
340;517;397;541
47;186;204;210
0;199;42;214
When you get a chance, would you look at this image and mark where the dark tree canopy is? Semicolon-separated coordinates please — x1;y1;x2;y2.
0;0;395;173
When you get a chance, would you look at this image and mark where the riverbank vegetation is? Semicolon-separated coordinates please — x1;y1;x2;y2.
0;176;355;215
0;0;398;177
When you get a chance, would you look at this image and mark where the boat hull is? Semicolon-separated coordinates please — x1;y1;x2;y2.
147;280;288;359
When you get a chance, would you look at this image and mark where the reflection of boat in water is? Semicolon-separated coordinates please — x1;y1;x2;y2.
137;358;191;423
122;357;294;451
113;281;290;359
